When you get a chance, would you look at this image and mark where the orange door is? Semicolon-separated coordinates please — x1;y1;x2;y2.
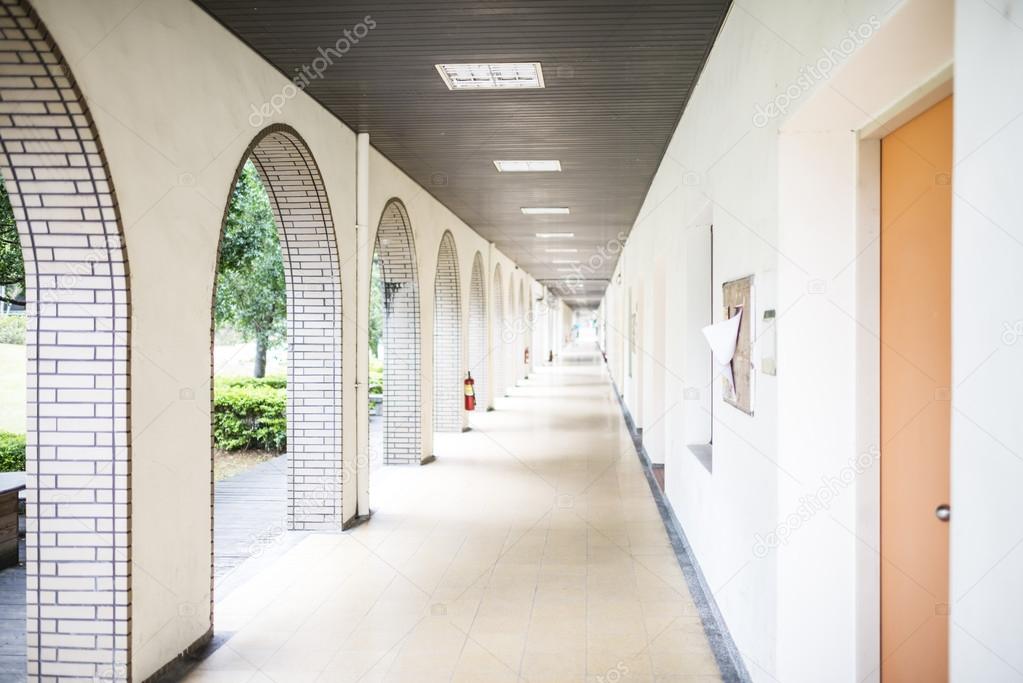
880;95;952;682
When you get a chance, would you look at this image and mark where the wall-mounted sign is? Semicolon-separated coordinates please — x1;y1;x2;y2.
722;275;755;415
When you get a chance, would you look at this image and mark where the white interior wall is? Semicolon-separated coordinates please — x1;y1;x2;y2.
775;1;952;679
950;0;1023;678
602;0;957;679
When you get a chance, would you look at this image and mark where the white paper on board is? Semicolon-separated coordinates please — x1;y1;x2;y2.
701;309;742;392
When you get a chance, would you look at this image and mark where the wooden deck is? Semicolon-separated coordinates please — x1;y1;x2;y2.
212;454;299;598
0;532;23;682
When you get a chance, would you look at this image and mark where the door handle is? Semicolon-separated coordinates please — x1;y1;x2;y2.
935;504;950;522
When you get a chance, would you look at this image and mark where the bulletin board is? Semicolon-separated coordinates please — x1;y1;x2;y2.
723;275;754;415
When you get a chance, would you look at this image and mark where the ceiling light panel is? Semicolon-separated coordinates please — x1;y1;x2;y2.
493;160;561;172
535;232;575;238
436;63;545;90
545;248;578;253
522;207;570;215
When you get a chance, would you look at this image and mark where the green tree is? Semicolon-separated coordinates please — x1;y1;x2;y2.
215;161;285;377
0;179;25;308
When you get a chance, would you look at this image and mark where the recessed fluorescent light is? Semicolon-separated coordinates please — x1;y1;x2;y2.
556;267;578;273
552;259;579;264
535;232;575;238
522;207;569;215
436;63;545;90
494;160;561;172
545;248;578;253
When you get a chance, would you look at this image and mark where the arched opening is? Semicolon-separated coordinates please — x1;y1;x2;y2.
432;231;461;438
0;1;132;678
211;125;343;608
490;263;506;406
373;200;422;464
467;252;488;420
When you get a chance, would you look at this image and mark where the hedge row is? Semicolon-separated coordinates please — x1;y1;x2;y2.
0;381;286;464
0;431;25;472
216;375;286;390
213;376;286;452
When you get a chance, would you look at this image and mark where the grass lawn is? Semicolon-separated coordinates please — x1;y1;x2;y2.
0;343;25;434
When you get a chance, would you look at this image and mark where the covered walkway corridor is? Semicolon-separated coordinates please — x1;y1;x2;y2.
0;0;1020;681
180;345;725;682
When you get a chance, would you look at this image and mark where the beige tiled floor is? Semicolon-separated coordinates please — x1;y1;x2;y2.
186;345;721;683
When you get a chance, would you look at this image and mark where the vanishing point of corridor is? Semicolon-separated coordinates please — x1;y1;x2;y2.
184;346;720;683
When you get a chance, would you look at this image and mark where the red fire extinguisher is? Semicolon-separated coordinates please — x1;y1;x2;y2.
524;347;529;365
464;371;476;411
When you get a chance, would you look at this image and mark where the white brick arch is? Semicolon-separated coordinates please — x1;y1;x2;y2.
525;284;534;373
490;263;506;404
373;199;421;464
517;279;527;377
432;231;461;435
510;278;522;384
214;125;343;533
467;251;487;416
0;0;132;679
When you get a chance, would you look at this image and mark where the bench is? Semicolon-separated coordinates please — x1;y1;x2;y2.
0;472;25;569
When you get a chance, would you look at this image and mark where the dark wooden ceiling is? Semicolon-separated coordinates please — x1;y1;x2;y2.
194;0;730;306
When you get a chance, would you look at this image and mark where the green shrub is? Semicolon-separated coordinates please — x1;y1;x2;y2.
0;431;25;472
0;315;25;344
369;358;383;396
215;375;286;391
213;379;286;452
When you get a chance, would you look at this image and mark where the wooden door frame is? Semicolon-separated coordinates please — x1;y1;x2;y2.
853;70;953;672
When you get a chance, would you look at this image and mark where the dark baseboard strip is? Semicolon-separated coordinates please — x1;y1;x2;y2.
143;627;215;682
608;377;752;683
342;510;373;531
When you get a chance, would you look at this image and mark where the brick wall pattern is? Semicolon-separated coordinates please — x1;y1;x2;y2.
0;0;133;678
490;264;505;402
245;127;343;530
432;231;461;434
374;200;421;464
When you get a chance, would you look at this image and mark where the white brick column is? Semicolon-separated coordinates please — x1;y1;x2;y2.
374;200;421;464
432;231;461;435
244;126;343;530
0;0;132;679
510;279;522;387
467;252;487;416
490;263;505;404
